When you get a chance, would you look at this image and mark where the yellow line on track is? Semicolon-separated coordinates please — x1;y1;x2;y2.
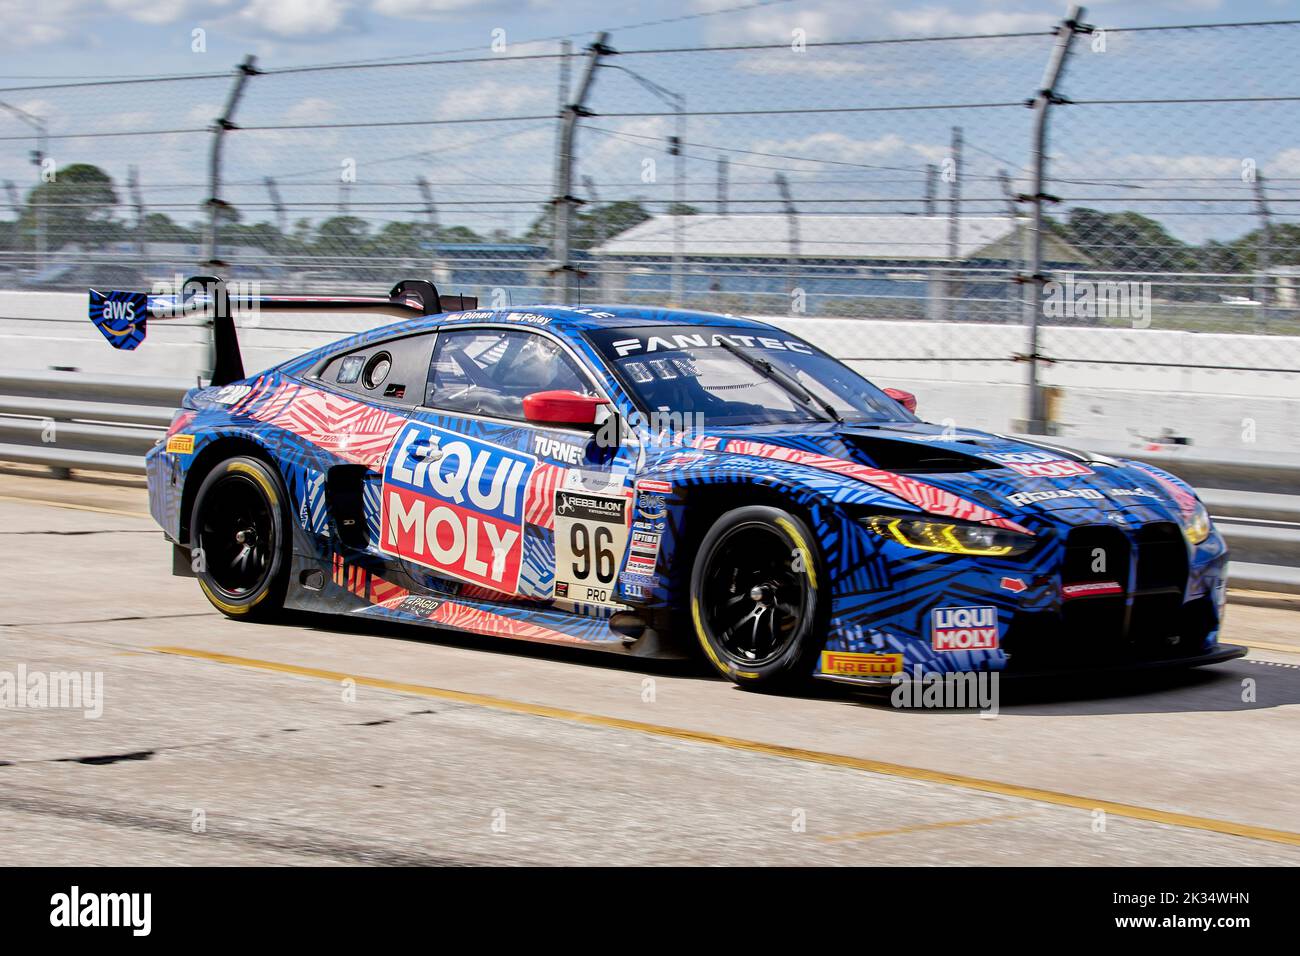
152;645;1300;848
0;494;148;518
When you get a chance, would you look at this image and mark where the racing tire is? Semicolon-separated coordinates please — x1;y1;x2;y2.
189;455;290;622
690;505;825;691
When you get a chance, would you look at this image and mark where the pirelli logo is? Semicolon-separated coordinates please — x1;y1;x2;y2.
820;651;904;677
165;434;195;455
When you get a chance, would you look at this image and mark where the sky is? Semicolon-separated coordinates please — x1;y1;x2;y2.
0;0;1297;247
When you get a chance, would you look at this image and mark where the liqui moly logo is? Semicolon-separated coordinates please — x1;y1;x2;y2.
381;422;536;592
931;605;1000;651
985;451;1093;478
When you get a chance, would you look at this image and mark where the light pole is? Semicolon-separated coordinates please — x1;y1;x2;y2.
606;65;686;305
0;101;48;274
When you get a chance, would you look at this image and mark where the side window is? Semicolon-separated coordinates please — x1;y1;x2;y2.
319;332;436;407
425;328;593;421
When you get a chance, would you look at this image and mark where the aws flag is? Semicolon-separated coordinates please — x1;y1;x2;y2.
88;289;148;350
381;421;536;593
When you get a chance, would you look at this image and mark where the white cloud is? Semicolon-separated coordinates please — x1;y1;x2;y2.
106;0;210;26
750;131;946;170
886;7;1058;36
371;0;484;16
233;0;356;38
435;77;551;120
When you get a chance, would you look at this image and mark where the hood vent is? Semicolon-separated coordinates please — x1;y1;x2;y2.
840;433;1000;474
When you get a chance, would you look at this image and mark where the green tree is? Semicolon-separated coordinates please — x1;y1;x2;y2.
1229;223;1300;270
1064;208;1196;274
24;163;120;250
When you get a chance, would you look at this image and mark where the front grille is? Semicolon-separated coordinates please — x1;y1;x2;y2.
1002;521;1207;670
1136;522;1188;591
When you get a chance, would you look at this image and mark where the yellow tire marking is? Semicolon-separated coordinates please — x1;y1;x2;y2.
0;494;148;518
691;597;732;676
150;645;1300;848
819;813;1028;843
226;460;278;508
197;579;264;615
775;516;817;591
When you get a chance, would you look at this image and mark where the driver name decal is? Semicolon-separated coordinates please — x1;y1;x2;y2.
381;421;536;592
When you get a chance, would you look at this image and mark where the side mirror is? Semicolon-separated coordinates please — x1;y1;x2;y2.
523;389;609;429
883;387;917;414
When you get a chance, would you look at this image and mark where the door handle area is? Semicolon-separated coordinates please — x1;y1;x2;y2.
407;443;442;462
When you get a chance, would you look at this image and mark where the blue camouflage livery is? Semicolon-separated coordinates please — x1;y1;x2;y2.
132;298;1242;684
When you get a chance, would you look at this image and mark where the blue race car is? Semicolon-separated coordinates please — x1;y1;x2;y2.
90;276;1244;690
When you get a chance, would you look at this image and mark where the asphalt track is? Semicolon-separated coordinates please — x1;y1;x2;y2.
2;465;1298;866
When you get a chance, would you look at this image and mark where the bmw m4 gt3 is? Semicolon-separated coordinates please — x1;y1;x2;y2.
89;277;1243;691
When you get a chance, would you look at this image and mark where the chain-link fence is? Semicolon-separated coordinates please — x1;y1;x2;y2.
1;12;1298;433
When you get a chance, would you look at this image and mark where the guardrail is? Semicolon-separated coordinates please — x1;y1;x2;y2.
2;369;1298;595
0;370;185;475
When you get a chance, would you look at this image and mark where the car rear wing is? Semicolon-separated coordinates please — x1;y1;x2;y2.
87;275;478;386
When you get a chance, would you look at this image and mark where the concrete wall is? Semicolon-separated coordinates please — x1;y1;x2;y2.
3;291;1297;456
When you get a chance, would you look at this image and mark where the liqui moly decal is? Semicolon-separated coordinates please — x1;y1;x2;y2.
381;422;536;592
985;451;1093;478
931;605;1000;651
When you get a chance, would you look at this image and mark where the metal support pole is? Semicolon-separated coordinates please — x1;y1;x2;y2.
127;165;146;264
264;176;286;272
1252;171;1272;323
670;97;685;304
204;55;259;269
416;176;445;284
0;101;48;274
1021;5;1089;435
775;172;800;308
923;163;937;216
717;156;729;216
33;121;47;274
552;33;610;305
946;126;963;321
997;168;1018;216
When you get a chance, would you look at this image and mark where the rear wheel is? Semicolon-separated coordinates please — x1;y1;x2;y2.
690;505;824;691
190;455;290;621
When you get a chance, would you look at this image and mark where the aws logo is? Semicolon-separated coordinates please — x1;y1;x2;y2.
103;299;136;325
89;290;148;350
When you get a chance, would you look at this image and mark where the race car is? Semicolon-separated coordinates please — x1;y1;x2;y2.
89;276;1244;690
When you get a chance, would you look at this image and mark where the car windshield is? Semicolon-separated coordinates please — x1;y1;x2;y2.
586;324;917;428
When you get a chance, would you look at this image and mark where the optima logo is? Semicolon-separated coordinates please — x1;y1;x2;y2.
381;422;536;592
931;605;1000;651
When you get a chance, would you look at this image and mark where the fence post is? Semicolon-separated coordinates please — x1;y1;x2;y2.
1021;6;1090;434
203;55;259;270
552;33;610;305
945;125;963;321
1252;172;1272;324
775;172;800;309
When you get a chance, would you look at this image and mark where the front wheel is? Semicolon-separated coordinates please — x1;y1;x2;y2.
690;505;824;691
190;455;290;621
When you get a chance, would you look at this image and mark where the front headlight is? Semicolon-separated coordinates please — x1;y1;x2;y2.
863;515;1035;556
1182;499;1212;546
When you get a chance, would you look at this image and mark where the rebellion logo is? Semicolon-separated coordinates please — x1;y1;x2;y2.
381;422;536;592
931;605;1000;651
